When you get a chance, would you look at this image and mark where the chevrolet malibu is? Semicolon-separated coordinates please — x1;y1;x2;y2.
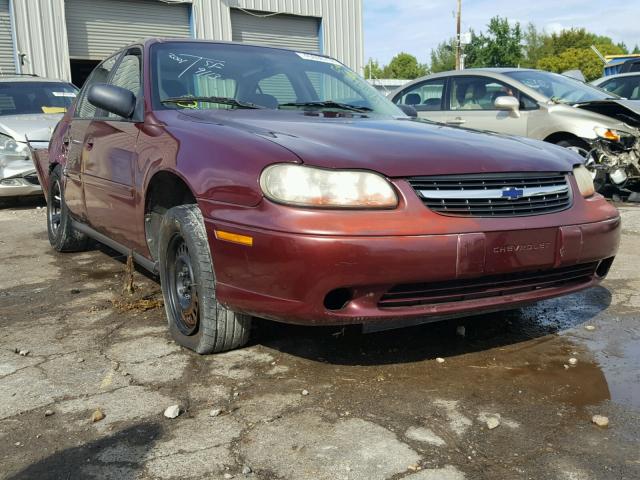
39;39;620;354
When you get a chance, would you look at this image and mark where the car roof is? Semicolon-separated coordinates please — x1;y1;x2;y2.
592;72;640;84
116;37;342;62
0;75;70;84
388;68;550;100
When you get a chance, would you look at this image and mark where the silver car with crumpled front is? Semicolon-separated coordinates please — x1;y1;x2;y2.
0;76;77;197
390;68;640;192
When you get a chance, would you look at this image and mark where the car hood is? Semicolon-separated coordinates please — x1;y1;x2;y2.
574;99;640;129
0;113;63;143
175;110;577;176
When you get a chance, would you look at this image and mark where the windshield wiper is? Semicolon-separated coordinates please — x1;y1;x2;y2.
278;101;373;113
161;96;265;109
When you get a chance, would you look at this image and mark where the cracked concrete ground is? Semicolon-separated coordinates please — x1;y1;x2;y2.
0;198;639;480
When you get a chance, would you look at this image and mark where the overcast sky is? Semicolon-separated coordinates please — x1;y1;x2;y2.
364;0;640;65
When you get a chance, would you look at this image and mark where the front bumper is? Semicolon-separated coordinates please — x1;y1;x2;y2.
204;215;621;326
0;174;42;197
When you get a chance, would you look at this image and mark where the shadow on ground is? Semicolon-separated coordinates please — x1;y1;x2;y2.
7;423;162;480
0;196;45;210
255;286;612;366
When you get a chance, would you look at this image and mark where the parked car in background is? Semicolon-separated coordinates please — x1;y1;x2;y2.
0;75;77;198
591;73;640;100
390;69;640;192
39;39;620;354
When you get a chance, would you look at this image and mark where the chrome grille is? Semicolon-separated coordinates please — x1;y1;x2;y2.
408;172;572;217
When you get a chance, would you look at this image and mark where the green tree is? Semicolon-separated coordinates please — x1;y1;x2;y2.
382;52;428;79
537;43;625;81
521;23;546;68
429;38;456;73
540;28;597;56
633;45;640;54
364;58;384;79
466;16;523;67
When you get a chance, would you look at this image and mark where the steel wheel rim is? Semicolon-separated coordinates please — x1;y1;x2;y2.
167;234;199;336
49;179;62;235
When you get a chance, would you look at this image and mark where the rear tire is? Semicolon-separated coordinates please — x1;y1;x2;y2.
158;204;251;354
47;165;88;252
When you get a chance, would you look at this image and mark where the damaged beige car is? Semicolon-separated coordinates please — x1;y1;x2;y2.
391;68;640;194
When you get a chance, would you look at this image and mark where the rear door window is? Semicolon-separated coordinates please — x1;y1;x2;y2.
395;79;446;111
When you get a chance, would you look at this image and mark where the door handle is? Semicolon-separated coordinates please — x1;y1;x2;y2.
85;137;94;151
446;117;466;125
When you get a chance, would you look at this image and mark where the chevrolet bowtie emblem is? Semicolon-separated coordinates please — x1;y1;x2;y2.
502;187;524;200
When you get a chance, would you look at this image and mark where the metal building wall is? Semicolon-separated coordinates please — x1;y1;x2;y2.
12;0;71;81
8;0;363;82
193;0;364;74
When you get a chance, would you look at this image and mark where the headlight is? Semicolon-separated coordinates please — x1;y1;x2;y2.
573;165;595;198
594;127;632;142
0;133;30;164
260;164;398;208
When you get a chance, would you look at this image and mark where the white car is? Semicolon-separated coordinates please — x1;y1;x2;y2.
591;72;640;101
0;75;77;198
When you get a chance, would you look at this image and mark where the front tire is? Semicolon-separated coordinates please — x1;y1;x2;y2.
158;204;251;354
47;165;88;252
556;138;606;192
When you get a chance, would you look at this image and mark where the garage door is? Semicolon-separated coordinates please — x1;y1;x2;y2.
0;0;16;75
65;0;192;60
231;9;320;53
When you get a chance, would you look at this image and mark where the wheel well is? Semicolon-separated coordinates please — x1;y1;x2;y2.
543;132;588;148
144;171;196;260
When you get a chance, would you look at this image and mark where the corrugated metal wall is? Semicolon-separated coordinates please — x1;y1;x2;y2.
65;0;191;60
230;10;320;52
193;0;363;74
0;0;16;75
8;0;363;82
12;0;71;81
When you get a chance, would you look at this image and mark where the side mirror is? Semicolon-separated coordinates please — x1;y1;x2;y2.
494;95;520;116
88;83;136;119
397;104;418;118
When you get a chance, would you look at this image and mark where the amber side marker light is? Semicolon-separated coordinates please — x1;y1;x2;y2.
214;230;254;246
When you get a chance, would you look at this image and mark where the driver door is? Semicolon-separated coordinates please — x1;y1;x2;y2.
82;48;143;248
63;55;118;220
445;76;530;136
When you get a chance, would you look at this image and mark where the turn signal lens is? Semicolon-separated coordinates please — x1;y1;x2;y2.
573;165;595;198
260;164;398;208
594;127;621;142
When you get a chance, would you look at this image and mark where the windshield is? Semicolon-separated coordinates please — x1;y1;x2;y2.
504;70;619;104
151;42;402;116
0;81;78;116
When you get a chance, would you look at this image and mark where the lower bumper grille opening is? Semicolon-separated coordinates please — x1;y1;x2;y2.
378;262;598;308
324;288;352;311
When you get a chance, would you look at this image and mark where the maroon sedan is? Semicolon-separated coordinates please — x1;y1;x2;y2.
39;39;620;354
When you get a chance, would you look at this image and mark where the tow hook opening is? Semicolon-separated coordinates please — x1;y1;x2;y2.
324;288;352;311
595;257;615;278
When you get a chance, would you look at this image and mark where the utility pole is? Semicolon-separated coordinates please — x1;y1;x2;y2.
455;0;461;70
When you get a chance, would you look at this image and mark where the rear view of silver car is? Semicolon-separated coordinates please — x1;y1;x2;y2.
0;76;77;198
390;69;640;194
